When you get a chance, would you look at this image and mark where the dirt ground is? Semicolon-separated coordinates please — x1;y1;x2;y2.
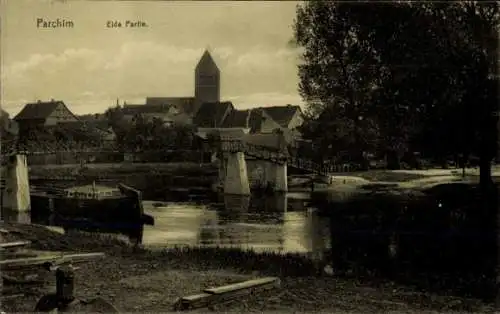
0;222;496;313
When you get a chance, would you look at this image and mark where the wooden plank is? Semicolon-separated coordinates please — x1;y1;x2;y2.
203;277;279;294
0;252;105;269
175;277;280;311
0;241;31;249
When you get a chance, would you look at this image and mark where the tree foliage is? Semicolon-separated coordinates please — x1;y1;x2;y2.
104;106;197;151
294;1;498;180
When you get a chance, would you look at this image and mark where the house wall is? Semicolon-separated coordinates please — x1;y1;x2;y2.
287;111;304;130
17;119;46;133
260;117;282;134
101;129;116;142
44;103;78;126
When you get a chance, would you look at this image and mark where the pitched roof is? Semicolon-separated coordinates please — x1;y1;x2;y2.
220;110;250;128
195;50;219;75
1;109;18;136
261;105;302;128
14;100;69;121
248;109;281;133
145;97;196;114
121;104;171;115
193;101;233;128
219;108;282;133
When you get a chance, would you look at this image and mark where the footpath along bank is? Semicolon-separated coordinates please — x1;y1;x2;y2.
0;222;494;313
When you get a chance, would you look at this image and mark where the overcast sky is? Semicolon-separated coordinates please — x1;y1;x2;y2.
1;0;304;116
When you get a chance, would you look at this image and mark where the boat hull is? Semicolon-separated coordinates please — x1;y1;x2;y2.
30;191;154;241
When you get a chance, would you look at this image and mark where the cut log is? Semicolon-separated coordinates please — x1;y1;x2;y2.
0;241;31;249
203;277;280;295
174;277;280;311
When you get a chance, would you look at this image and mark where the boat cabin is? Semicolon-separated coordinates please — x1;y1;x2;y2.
63;183;122;200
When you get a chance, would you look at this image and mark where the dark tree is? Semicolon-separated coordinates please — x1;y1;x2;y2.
293;1;498;181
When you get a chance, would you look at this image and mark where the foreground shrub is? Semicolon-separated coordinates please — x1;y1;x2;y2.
315;184;496;301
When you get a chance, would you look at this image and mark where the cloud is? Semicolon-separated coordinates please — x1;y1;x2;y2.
230;46;299;71
2;42;301;114
2;48;103;79
103;42;204;71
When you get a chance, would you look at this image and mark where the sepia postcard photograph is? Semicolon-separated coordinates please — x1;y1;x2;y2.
0;0;498;312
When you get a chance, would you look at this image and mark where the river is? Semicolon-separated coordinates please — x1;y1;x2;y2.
1;192;333;260
141;193;331;260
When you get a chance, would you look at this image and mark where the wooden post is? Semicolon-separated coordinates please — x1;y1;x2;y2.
56;266;75;303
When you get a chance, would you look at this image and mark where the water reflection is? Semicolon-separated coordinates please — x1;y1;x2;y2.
142;204;205;247
141;193;331;255
3;192;330;256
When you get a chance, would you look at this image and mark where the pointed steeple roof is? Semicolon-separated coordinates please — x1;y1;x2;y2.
196;49;219;74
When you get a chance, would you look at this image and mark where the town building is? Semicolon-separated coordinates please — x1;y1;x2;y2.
220;108;282;134
13;99;79;132
260;105;303;131
1;108;19;137
118;49;304;140
14;100;115;146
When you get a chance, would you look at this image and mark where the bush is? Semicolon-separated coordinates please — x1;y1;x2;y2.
319;185;496;301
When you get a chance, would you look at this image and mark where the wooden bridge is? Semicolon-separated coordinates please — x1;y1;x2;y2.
220;139;332;176
214;133;335;195
2;136;334;176
2;134;337;195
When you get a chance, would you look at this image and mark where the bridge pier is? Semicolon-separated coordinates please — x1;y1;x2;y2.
2;154;31;213
264;161;288;192
223;152;250;195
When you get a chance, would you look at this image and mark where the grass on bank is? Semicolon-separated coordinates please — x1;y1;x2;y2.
0;222;495;313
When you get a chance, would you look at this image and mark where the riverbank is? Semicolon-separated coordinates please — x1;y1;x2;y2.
1;222;494;313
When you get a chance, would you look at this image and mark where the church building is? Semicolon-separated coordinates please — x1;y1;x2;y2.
122;49;221;124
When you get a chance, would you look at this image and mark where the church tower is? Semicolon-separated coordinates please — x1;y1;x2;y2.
195;50;220;107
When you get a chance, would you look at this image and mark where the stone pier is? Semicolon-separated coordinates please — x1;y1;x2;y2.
223;152;250;195
219;154;289;195
2;154;31;212
216;133;290;195
246;159;288;193
263;161;287;192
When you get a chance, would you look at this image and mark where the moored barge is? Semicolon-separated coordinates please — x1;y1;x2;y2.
30;182;154;244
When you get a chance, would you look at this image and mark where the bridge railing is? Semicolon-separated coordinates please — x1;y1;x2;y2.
219;139;333;175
